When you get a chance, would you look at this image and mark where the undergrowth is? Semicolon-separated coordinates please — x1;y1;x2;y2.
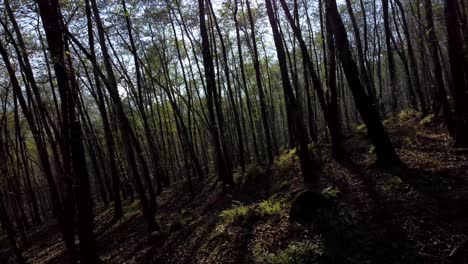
253;240;324;264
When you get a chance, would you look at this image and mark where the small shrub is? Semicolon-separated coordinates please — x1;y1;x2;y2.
258;199;284;216
253;240;324;264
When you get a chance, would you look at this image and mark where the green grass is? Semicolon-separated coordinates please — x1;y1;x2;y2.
219;201;249;224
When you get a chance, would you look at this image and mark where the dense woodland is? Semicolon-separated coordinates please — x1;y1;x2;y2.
0;0;468;263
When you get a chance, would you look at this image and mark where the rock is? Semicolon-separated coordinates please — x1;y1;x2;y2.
289;190;335;224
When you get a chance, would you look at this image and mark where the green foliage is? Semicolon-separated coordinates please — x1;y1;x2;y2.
368;145;376;154
127;201;142;213
258;199;284;216
253;240;324;264
275;149;298;176
322;186;341;199
398;109;420;123
419;114;435;126
356;123;367;131
219;201;249;224
220;198;285;225
382;176;404;193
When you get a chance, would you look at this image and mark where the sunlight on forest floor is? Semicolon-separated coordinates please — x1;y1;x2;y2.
3;111;468;264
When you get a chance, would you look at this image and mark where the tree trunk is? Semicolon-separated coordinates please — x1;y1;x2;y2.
36;1;99;262
445;0;468;147
325;0;402;167
265;0;321;188
423;0;455;134
198;0;234;188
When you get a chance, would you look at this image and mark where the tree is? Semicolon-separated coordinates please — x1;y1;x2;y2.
36;0;99;262
423;0;454;134
325;0;402;167
445;0;468;147
265;0;321;188
198;0;234;189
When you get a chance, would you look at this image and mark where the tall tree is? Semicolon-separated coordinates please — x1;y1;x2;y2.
36;0;99;262
198;0;234;188
382;0;398;112
423;0;454;134
265;0;321;188
325;0;402;167
84;0;123;220
88;0;159;231
246;0;275;164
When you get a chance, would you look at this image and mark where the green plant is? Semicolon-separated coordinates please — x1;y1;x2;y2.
419;114;434;126
275;149;299;177
382;176;404;193
356;123;367;131
258;199;284;216
322;186;341;199
398;109;420;122
253;240;324;264
219;201;249;224
368;145;376;154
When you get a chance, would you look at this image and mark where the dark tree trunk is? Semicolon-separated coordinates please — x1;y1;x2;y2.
265;0;321;188
445;0;468;147
423;0;455;134
394;0;427;113
198;0;234;188
382;0;399;112
36;1;99;262
233;0;261;164
279;0;347;160
0;192;26;264
246;0;275;164
344;0;375;100
325;0;402;168
0;39;76;262
84;0;123;220
88;0;158;232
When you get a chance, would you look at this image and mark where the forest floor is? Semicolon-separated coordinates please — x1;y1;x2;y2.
2;110;468;264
